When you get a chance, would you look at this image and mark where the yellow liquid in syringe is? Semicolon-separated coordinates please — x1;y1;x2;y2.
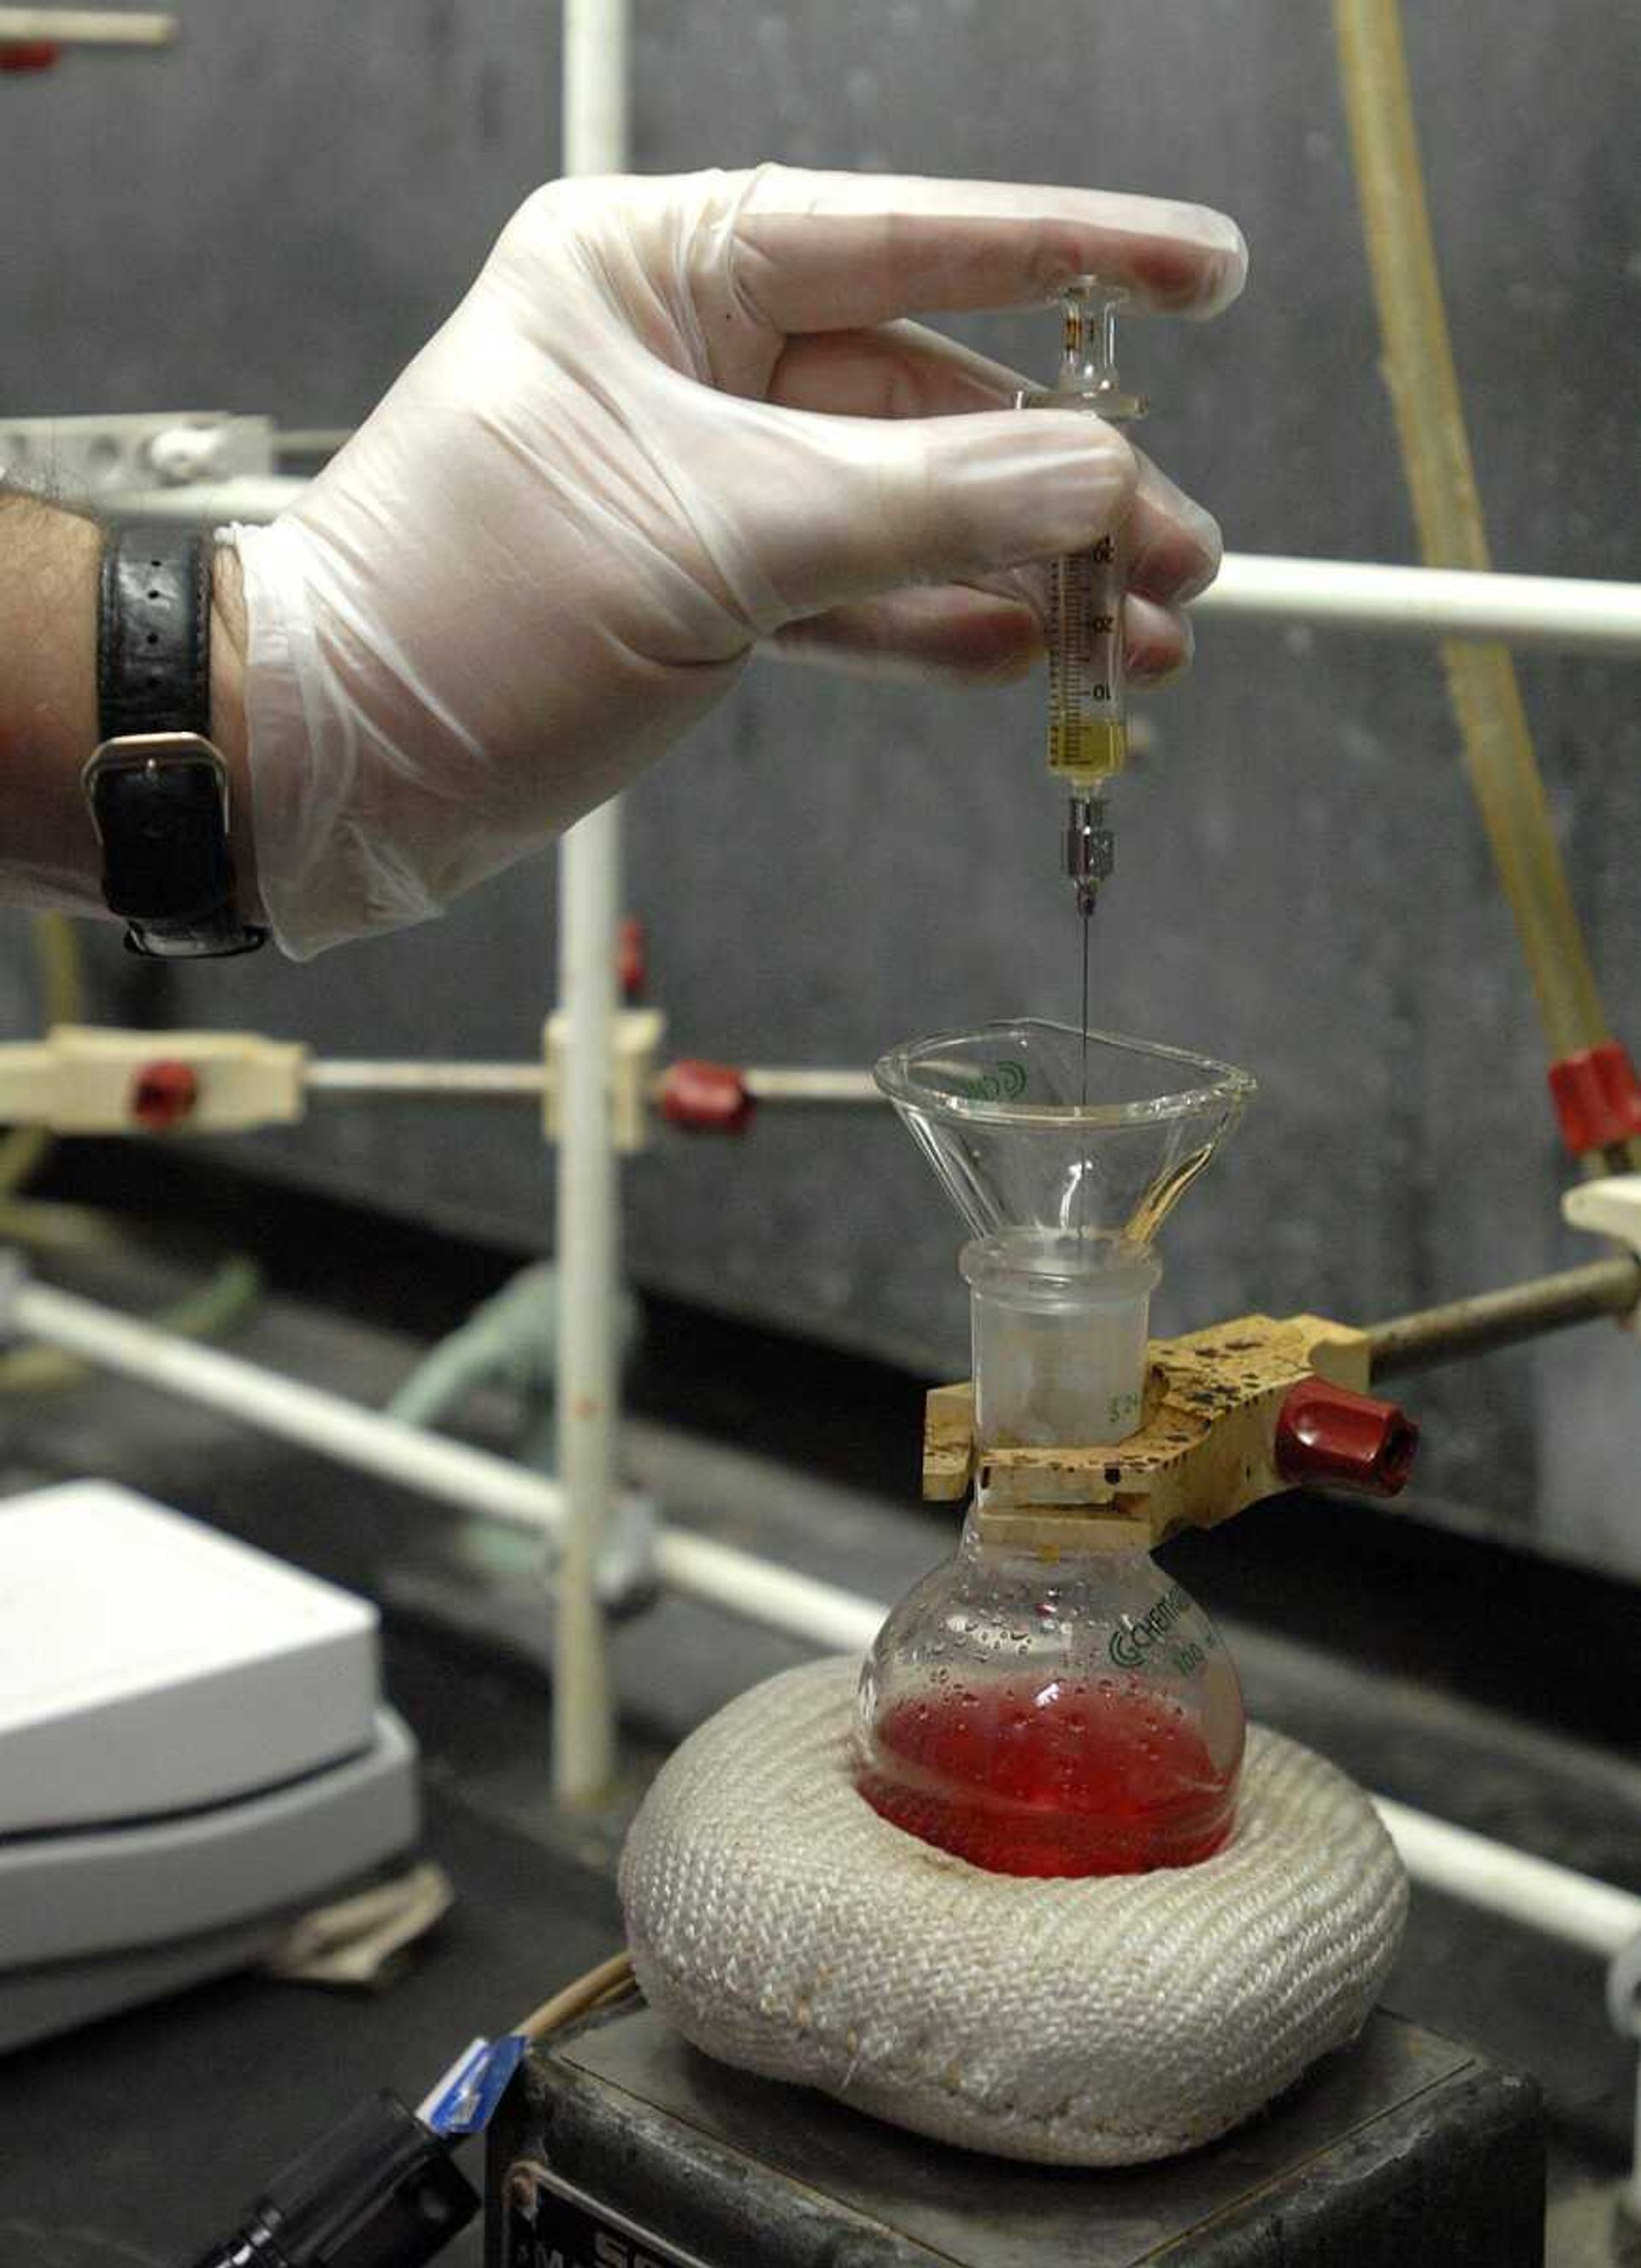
1049;714;1128;785
1046;538;1128;786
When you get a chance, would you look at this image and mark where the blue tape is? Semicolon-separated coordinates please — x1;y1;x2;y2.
426;2034;528;2138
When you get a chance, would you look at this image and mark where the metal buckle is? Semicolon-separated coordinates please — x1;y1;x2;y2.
82;731;231;839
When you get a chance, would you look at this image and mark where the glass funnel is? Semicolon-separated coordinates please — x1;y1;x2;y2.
857;1019;1255;1877
876;1020;1254;1448
873;1019;1252;1251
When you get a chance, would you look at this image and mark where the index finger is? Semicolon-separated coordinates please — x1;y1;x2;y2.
730;166;1248;337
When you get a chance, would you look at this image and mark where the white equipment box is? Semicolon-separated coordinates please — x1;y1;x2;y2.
0;1482;420;2050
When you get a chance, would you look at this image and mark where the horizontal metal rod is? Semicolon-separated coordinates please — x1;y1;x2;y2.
107;477;309;522
307;1060;545;1096
1372;1795;1641;1962
0;9;174;40
740;1067;882;1105
306;1059;886;1107
1368;1255;1641;1377
272;428;354;458
1199;552;1641;656
3;1275;885;1655
85;478;1641;659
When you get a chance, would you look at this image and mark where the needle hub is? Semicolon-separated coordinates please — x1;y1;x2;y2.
1066;792;1114;916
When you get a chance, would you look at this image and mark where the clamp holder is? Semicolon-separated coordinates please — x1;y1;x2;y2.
923;1313;1418;1553
1562;1174;1641;1332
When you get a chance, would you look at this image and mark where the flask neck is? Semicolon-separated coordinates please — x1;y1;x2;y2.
956;1501;1154;1578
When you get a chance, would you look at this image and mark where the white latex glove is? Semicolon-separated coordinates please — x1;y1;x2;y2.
230;166;1246;956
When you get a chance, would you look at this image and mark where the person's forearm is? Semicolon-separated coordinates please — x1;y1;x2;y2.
0;491;253;917
0;491;100;910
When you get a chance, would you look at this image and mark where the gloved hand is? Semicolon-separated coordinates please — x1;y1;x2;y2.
229;166;1246;956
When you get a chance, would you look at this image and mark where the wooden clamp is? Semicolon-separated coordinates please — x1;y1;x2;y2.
923;1313;1372;1554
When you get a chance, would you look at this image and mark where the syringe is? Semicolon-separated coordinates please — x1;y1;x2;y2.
1020;279;1147;918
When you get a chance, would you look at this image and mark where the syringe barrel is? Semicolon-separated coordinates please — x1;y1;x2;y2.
1021;278;1144;796
1046;535;1128;786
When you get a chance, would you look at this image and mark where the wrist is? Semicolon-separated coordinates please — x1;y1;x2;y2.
0;493;102;911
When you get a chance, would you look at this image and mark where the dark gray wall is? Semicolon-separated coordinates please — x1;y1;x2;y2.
4;3;1638;1573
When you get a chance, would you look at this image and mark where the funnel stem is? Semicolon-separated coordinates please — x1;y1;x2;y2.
965;1232;1161;1453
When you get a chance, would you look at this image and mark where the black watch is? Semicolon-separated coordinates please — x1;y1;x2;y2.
82;524;268;959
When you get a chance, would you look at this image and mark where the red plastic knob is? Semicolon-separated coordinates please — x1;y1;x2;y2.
618;915;646;1002
0;41;60;71
1274;1378;1419;1497
1548;1042;1641;1158
658;1059;753;1134
130;1060;199;1131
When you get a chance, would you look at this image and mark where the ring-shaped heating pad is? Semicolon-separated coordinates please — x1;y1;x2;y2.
621;1658;1407;2165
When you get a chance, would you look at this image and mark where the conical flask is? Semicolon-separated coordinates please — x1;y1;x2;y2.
858;1020;1256;1877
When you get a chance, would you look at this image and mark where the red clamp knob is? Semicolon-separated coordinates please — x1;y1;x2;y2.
0;41;61;71
130;1060;199;1132
1274;1378;1419;1497
1548;1042;1641;1158
658;1060;754;1134
618;916;646;1002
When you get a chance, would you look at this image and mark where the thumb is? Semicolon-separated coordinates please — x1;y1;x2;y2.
718;403;1136;628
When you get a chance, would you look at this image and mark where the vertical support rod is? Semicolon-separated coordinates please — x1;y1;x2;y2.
551;0;629;1802
562;0;626;181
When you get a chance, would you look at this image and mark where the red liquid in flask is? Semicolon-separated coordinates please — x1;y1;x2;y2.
858;1677;1238;1877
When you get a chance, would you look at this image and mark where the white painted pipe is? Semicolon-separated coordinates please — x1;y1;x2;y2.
651;1527;885;1656
307;1061;545;1097
0;8;175;41
552;0;631;1803
562;0;627;182
553;797;621;1798
8;1272;1637;1965
1199;552;1641;657
305;1061;886;1106
8;1278;573;1536
99;483;1641;661
272;429;354;460
741;1068;885;1106
105;479;309;523
1;1277;897;1656
1373;1795;1641;1961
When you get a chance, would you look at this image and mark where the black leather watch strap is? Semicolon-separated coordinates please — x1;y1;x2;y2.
97;525;212;741
87;525;266;959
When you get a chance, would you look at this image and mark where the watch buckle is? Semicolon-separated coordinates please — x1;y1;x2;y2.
83;732;232;843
